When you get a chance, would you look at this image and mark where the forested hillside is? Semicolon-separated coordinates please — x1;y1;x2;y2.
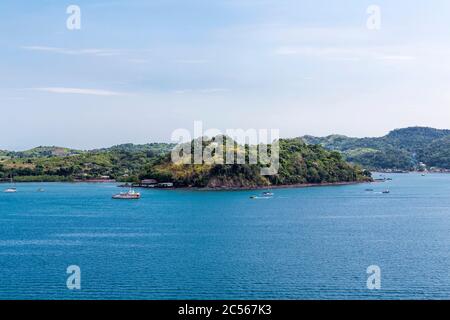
143;137;371;188
302;127;450;170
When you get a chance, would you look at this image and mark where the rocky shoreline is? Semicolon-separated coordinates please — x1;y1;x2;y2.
178;180;374;191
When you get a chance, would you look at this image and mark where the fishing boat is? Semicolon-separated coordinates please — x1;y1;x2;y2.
112;189;141;200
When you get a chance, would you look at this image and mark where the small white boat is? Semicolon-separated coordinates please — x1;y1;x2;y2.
4;188;17;193
250;195;272;200
112;189;141;200
262;191;274;196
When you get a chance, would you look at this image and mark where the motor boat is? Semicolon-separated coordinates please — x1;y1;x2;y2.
112;189;141;200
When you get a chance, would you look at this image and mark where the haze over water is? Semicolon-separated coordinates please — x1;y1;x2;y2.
1;173;450;299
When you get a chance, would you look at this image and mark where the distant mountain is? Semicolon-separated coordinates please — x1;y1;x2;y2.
302;127;450;170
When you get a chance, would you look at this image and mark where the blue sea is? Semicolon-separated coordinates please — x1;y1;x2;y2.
1;173;450;300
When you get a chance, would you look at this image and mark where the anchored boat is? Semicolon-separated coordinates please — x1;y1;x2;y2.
112;189;141;200
3;187;17;193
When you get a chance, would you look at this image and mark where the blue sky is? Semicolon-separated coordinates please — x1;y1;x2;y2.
1;0;450;150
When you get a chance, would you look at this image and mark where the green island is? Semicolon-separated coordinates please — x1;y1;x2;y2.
4;126;448;187
0;137;371;188
144;137;371;188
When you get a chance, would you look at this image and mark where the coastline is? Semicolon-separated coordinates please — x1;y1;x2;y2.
174;180;374;191
0;179;374;191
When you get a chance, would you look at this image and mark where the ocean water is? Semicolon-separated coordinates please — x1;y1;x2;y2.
1;173;450;300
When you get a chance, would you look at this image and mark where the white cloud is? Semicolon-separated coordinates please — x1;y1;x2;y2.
174;59;209;64
127;58;150;64
376;55;416;61
34;87;123;96
174;88;230;94
0;97;25;101
22;46;123;57
218;25;369;44
274;45;419;63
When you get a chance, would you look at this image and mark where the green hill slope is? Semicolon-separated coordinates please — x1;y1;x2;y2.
302;127;450;170
0;143;174;182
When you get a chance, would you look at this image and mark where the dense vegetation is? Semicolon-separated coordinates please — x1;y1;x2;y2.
0;138;371;187
11;126;450;184
418;136;450;169
0;143;174;182
302;127;450;171
142;137;371;188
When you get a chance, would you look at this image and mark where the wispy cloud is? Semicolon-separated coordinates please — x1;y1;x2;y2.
127;58;150;64
174;59;209;64
221;24;422;64
376;55;416;61
0;97;25;101
174;88;230;94
21;46;134;57
34;87;123;96
22;46;124;57
275;45;418;63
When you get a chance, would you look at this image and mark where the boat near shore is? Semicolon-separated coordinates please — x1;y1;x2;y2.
3;187;17;193
250;191;275;199
112;189;141;200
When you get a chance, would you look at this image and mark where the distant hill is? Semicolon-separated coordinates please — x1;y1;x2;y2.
0;150;8;161
302;127;450;170
0;138;370;186
2;126;449;183
0;143;174;182
417;136;450;169
95;143;175;157
10;146;84;158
